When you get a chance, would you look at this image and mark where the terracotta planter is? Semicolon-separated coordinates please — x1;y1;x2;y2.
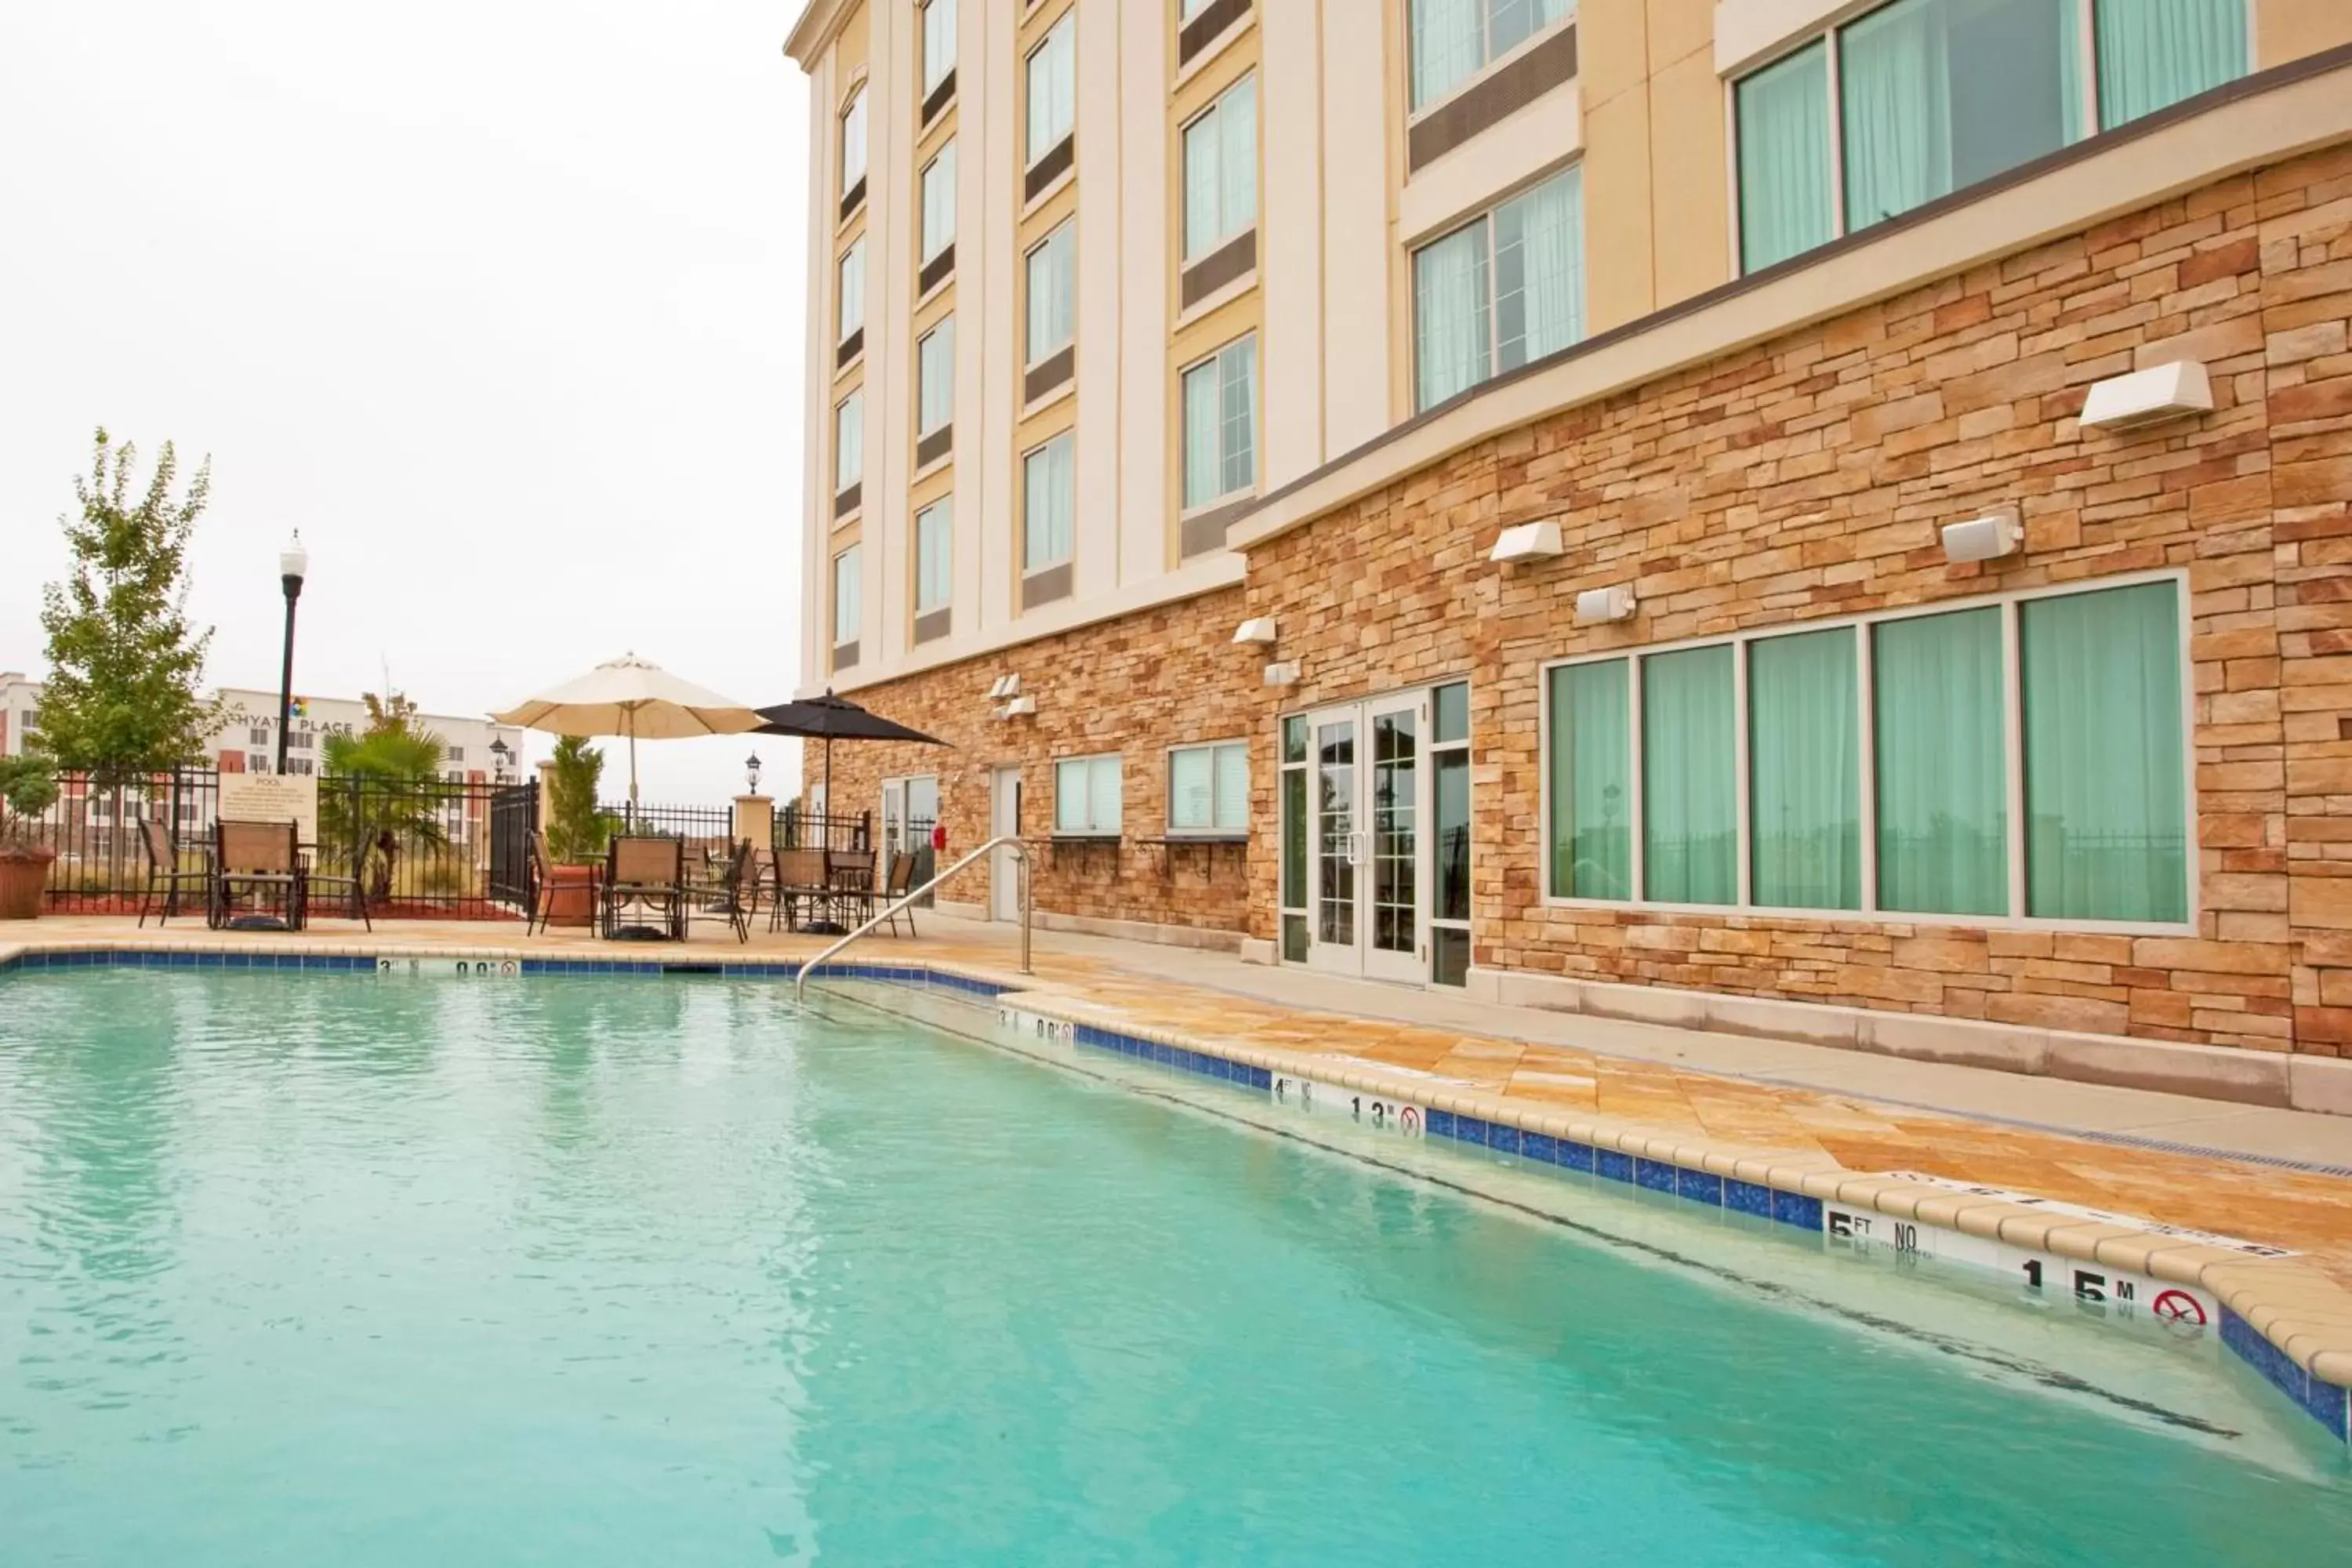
543;862;599;927
0;848;56;920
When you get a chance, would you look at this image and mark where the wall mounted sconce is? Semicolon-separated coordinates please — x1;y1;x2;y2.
1490;520;1564;563
996;695;1036;720
987;673;1022;699
1232;617;1277;645
1942;506;2024;564
1262;661;1301;688
1573;584;1638;624
2080;361;2212;433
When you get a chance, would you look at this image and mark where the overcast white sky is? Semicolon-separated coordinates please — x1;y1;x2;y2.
0;0;810;805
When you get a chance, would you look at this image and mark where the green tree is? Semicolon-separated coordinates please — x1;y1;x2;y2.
543;735;615;864
320;698;449;905
33;430;220;785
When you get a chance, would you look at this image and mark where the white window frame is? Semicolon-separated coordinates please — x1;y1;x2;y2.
1410;162;1583;412
1406;0;1575;119
1726;0;2256;277
1167;739;1249;837
920;140;956;264
1021;430;1075;572
837;236;866;343
1537;568;2198;935
832;544;862;645
1024;220;1076;368
834;390;863;493
915;499;953;614
1180;73;1256;263
840;84;868;200
1053;753;1123;837
922;0;956;96
917;318;955;438
1025;12;1076;167
1178;333;1257;514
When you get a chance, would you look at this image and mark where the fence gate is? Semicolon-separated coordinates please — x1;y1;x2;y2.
487;783;538;910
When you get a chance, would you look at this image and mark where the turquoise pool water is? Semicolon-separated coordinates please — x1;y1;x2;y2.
2;970;2347;1564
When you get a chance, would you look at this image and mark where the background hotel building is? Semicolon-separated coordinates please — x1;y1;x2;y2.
785;0;2352;1089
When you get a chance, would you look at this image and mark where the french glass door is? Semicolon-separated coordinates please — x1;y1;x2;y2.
1304;694;1428;982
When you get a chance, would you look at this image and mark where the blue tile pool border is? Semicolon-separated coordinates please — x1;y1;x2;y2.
9;938;2347;1446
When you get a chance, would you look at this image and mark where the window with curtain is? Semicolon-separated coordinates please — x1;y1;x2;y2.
1180;336;1256;510
833;392;862;491
1736;42;1833;271
918;318;955;437
832;545;861;644
840;88;867;194
1548;659;1632;899
920;142;956;263
1748;628;1860;909
2021;581;2187;922
1025;221;1075;365
923;0;956;94
1409;0;1571;111
1054;755;1122;835
1027;13;1076;165
1642;646;1737;904
1170;742;1248;833
1181;75;1257;262
2097;0;2245;129
1874;608;2007;916
1411;164;1583;412
837;238;865;341
1022;432;1074;571
916;500;952;612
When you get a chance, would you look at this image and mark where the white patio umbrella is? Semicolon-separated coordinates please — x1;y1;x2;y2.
491;652;761;806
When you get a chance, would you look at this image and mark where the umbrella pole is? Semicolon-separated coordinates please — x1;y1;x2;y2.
822;735;834;850
628;713;640;821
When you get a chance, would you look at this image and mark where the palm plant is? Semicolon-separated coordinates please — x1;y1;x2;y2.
321;725;451;906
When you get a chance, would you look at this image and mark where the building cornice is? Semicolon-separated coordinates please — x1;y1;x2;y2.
1230;45;2352;557
783;0;855;68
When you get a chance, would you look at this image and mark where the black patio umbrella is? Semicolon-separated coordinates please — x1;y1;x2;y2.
753;691;948;838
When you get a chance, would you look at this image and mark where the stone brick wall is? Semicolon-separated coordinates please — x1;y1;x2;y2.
1241;143;2352;1054
800;588;1259;933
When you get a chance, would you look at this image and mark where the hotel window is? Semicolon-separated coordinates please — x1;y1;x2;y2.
834;391;863;492
1169;741;1248;836
1025;220;1075;366
918;318;955;437
840;86;868;205
837;238;866;343
915;499;953;613
1278;716;1308;961
1054;754;1123;836
922;0;956;96
1181;74;1256;262
1430;681;1472;986
1408;0;1570;111
1022;431;1075;572
1544;579;2188;925
833;545;862;645
921;141;956;264
1734;0;2248;273
1180;335;1256;510
1026;12;1076;167
1411;163;1584;412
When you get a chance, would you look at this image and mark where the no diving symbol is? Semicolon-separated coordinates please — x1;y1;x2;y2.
1399;1105;1422;1135
2151;1289;2209;1328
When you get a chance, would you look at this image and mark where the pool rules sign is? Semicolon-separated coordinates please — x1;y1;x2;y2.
218;771;320;846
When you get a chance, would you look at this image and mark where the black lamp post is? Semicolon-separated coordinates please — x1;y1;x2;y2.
490;737;514;782
746;751;763;794
274;532;308;775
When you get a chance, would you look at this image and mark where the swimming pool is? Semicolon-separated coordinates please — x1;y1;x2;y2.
2;968;2347;1564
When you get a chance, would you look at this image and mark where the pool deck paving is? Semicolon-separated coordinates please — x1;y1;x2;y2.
11;910;2352;1417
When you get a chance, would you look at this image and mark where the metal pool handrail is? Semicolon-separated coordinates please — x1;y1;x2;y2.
794;834;1032;1000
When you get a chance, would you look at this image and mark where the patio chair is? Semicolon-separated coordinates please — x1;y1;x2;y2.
135;816;211;929
602;835;686;940
877;851;922;938
210;819;305;931
525;830;598;938
299;837;372;932
827;848;877;930
769;847;829;932
688;837;757;944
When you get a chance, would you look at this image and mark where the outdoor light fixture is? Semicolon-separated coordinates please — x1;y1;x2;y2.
1490;520;1564;563
1263;661;1301;688
1942;506;2024;564
997;695;1037;720
987;673;1022;699
489;738;514;780
274;531;309;775
1573;584;1638;624
746;751;763;793
1232;617;1277;645
2080;361;2212;432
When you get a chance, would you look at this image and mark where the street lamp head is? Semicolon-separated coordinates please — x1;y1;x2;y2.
279;531;309;589
746;751;762;793
489;738;513;764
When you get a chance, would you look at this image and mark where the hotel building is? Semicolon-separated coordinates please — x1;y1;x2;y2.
782;1;2352;1073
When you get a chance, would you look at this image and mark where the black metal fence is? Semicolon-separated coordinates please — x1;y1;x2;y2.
34;768;540;920
776;804;872;853
603;799;736;844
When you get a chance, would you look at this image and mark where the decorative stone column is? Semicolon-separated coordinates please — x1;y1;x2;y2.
734;794;774;851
